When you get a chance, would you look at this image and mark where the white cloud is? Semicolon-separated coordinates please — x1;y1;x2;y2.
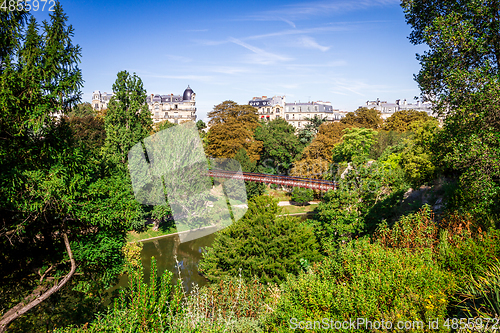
165;54;192;63
228;37;292;65
262;0;399;20
297;36;330;52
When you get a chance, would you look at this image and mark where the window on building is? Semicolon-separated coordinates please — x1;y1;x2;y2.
276;108;280;113
174;104;178;109
298;122;301;127
315;106;319;112
174;112;178;118
94;104;99;109
165;112;168;118
286;114;289;120
155;112;159;118
292;114;295;119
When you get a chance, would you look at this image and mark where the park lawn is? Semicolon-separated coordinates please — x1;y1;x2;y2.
267;188;292;201
281;203;318;215
127;224;178;243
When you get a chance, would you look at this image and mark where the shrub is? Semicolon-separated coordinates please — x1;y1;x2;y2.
375;204;438;250
175;275;281;332
291;187;313;205
199;195;323;284
437;228;500;287
266;239;454;331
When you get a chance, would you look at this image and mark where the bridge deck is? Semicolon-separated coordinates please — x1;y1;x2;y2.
208;169;336;191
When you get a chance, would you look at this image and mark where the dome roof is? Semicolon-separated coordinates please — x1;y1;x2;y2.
183;85;194;101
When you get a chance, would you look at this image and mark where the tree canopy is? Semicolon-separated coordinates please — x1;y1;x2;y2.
254;118;303;173
0;5;145;331
205;101;261;160
383;109;436;132
340;107;383;129
103;71;152;164
401;0;500;101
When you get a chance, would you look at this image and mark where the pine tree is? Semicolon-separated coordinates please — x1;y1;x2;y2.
104;70;152;164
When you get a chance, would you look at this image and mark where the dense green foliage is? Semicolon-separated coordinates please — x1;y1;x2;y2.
206;101;262;160
340;107;383;129
233;149;266;199
290;187;313;206
254;118;303;173
199;195;322;284
103;71;152;164
267;239;454;331
2;0;500;331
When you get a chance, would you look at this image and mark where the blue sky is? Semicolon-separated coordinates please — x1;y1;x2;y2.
32;0;427;121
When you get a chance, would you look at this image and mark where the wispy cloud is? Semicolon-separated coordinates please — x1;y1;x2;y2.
228;38;292;65
330;78;389;96
297;36;330;52
138;72;213;82
259;0;400;20
285;60;347;69
165;54;192;63
206;66;250;74
244;25;350;41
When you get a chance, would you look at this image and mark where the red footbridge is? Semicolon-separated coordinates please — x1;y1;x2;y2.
208;169;336;191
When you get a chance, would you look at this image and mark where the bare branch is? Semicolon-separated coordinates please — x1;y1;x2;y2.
0;234;76;333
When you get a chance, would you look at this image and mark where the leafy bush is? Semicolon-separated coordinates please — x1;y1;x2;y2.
437;228;500;287
375;204;438;250
199;195;322;284
291;187;313;205
54;254;183;332
266;239;454;331
176;275;280;332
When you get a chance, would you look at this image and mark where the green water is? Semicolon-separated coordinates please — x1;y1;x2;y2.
114;231;217;293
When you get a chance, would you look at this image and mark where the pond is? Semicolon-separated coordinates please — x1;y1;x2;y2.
114;230;217;293
113;212;313;293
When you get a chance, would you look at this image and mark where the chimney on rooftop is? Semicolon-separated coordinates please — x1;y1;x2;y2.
262;96;267;99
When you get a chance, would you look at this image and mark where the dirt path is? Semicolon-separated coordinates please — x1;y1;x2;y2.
277;201;320;206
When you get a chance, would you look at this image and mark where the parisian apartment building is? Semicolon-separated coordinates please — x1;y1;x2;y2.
92;85;197;124
249;95;347;129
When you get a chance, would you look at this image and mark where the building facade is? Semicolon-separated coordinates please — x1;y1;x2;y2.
249;95;286;121
362;98;433;119
249;95;346;130
92;86;196;124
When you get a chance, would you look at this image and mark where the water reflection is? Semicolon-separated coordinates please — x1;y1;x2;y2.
140;231;216;291
113;230;216;294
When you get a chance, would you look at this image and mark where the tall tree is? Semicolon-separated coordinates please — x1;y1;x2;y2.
290;122;348;179
298;115;328;144
401;0;500;102
254;118;303;174
103;71;152;164
402;0;500;221
340;107;383;129
383;109;436;133
233;149;266;199
0;4;143;331
205;101;261;160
